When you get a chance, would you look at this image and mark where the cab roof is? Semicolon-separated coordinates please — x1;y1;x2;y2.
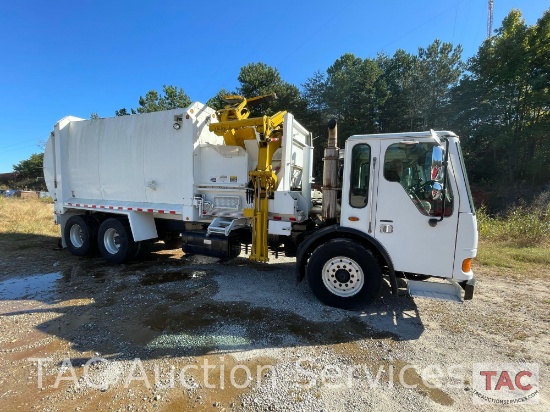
348;130;457;140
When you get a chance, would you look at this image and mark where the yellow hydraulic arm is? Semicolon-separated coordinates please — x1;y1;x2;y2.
209;94;286;262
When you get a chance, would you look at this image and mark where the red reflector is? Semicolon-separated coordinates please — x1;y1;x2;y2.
273;216;281;221
289;217;297;222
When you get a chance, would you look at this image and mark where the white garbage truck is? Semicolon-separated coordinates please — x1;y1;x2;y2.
43;95;477;309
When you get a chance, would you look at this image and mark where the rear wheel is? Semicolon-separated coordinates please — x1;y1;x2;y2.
98;218;136;263
306;239;382;310
63;215;98;257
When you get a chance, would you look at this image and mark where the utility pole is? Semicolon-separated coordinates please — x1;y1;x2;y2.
487;0;494;38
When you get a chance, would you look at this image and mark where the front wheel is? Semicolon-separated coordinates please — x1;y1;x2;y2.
98;218;136;264
306;239;382;310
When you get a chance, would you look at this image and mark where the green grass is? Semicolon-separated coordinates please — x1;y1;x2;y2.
477;204;550;246
477;241;550;273
475;200;549;277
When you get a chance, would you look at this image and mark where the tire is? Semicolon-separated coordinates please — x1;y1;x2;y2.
97;218;136;264
306;239;382;310
63;215;99;257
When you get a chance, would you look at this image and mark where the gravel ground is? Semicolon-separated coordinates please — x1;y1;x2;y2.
0;246;548;411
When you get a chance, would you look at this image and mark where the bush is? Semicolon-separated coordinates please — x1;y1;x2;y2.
477;193;550;246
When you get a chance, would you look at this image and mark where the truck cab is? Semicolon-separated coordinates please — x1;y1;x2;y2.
298;131;478;310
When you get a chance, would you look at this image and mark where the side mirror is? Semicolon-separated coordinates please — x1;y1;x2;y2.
430;146;444;181
431;182;443;200
429;140;449;226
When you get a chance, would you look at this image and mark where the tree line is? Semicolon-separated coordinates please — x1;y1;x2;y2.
15;9;550;207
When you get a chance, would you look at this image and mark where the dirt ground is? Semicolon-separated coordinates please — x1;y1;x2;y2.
0;236;548;411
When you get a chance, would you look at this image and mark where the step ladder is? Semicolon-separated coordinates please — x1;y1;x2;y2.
207;217;247;237
406;279;464;303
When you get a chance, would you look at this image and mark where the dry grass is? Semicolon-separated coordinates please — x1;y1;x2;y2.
0;196;58;237
0;197;66;276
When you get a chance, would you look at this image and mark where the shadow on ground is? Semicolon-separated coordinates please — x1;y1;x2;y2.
0;234;425;362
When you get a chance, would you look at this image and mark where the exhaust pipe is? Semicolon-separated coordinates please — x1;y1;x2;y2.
322;119;339;225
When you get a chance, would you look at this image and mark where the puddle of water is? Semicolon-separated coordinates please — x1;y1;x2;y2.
140;270;205;286
0;272;62;300
147;332;250;351
135;301;396;356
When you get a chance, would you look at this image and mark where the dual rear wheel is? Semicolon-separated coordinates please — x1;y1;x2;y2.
64;216;138;263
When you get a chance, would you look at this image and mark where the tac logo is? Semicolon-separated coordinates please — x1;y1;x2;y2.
472;363;539;405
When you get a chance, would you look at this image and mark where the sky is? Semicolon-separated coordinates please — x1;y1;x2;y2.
0;0;548;172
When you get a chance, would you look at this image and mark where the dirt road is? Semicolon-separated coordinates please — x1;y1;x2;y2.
0;242;548;411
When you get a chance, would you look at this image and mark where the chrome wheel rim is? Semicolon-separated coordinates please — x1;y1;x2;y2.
69;224;84;248
104;228;121;254
322;256;364;297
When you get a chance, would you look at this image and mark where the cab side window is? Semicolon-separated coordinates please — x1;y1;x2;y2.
349;144;371;208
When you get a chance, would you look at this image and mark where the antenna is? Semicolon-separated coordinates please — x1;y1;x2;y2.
487;0;494;38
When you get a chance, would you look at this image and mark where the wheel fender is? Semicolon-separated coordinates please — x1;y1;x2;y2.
296;225;398;295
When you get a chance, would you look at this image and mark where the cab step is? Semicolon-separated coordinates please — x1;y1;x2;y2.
207;217;247;237
406;279;464;303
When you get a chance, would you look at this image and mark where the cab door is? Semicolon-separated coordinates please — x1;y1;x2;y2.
340;139;380;238
372;139;459;278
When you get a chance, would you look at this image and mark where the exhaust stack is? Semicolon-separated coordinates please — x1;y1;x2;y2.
322;119;339;225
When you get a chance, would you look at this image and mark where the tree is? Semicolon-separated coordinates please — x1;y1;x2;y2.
378;50;421;131
114;108;135;116
302;71;330;179
323;53;387;141
137;85;191;113
115;85;191;116
417;40;463;129
378;41;463;132
206;88;236;111
452;9;550;188
236;62;306;117
13;153;43;179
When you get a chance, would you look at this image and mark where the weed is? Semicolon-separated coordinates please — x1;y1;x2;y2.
477;203;550;246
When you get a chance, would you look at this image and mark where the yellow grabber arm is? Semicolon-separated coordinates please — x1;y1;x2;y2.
209;94;286;262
